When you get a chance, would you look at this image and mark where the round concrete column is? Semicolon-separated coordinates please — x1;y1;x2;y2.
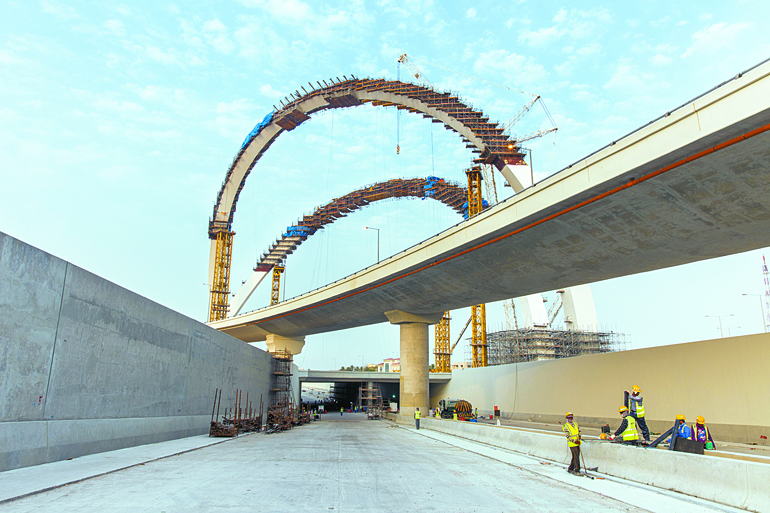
399;322;429;420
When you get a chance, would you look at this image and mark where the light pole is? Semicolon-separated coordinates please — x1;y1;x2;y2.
742;293;767;333
705;314;734;338
364;226;380;262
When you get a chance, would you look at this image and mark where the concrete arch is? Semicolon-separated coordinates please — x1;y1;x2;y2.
208;76;534;321
229;176;468;318
209;77;526;239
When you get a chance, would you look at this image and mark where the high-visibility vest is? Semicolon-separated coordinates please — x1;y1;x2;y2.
563;421;580;447
453;412;457;420
632;395;645;417
691;424;710;443
621;415;639;441
415;410;421;420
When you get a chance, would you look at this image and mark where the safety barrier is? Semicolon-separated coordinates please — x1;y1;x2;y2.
419;417;770;513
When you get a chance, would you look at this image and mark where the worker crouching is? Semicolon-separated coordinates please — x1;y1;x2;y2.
611;407;639;444
562;412;582;475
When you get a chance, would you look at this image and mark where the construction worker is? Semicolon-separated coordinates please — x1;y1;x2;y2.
414;407;421;430
611;406;639;443
666;414;691;444
626;385;650;441
340;407;343;417
562;412;582;475
690;416;715;448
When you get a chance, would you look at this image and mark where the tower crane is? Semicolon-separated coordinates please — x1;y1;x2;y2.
397;53;434;89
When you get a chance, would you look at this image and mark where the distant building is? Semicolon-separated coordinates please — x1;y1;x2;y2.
377;358;400;372
452;361;472;370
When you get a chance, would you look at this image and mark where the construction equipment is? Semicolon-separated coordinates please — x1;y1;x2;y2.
438;398;474;420
209;230;234;322
270;265;284;305
397;53;434;89
466;167;487;368
433;311;451;372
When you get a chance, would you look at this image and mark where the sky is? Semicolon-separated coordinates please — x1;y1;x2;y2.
2;0;770;370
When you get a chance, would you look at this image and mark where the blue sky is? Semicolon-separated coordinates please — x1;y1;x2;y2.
2;0;770;369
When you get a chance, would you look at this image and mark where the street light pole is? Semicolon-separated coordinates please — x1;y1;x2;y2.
742;293;767;333
706;314;734;338
364;226;380;262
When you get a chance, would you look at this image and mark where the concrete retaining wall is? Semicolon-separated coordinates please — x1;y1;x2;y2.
421;418;770;513
432;334;770;445
0;232;282;471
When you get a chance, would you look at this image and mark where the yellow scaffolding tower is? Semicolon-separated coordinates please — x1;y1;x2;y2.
209;230;234;322
433;311;451;372
270;265;285;305
466;166;487;368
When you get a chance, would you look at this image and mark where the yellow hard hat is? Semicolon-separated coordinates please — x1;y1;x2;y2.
676;414;686;421
565;411;573;418
632;385;641;393
619;406;629;414
696;416;705;424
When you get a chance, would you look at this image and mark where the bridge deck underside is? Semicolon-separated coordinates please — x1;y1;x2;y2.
219;111;770;342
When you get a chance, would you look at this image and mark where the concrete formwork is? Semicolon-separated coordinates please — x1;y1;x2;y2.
431;333;770;445
0;231;280;472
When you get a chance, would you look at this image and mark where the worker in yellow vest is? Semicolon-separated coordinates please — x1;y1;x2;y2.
414;407;421;430
562;412;582;475
626;385;650;441
611;406;639;443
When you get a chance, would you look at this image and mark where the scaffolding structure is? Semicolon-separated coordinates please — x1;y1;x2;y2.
266;350;294;433
359;383;384;419
485;328;626;365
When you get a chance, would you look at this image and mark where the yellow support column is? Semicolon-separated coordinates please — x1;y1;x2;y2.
209;230;234;322
466;166;488;367
270;265;285;306
433;311;451;372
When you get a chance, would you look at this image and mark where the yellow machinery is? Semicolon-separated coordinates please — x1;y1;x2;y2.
270;265;285;306
466;166;488;368
209;230;234;322
433;311;451;372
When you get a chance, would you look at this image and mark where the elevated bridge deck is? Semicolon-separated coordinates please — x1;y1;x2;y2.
212;60;770;343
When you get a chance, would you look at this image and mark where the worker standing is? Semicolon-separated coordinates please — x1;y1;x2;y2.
611;406;639;443
340;407;343;417
626;385;650;441
562;412;582;475
691;416;716;449
414;407;421;430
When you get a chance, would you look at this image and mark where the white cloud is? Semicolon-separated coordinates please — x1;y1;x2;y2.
104;19;126;37
518;7;611;47
0;49;25;64
700;13;713;21
238;0;312;24
651;54;672;66
675;20;688;26
681;22;753;58
202;18;235;54
259;84;285;99
466;8;476;19
41;0;79;20
473;49;548;87
603;63;662;94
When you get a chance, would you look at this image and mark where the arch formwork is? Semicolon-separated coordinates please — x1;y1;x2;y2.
209;76;533;321
229;176;469;318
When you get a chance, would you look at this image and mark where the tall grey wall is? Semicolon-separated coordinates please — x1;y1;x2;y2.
0;231;277;471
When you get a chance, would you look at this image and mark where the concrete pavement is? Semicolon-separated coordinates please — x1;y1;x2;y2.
0;413;745;512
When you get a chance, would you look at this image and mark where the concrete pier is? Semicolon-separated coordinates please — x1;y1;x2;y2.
385;310;441;419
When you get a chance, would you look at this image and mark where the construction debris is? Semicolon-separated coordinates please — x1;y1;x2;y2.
209;388;264;437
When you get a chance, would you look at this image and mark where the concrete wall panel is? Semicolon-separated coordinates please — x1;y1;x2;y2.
0;232;274;471
433;333;770;444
